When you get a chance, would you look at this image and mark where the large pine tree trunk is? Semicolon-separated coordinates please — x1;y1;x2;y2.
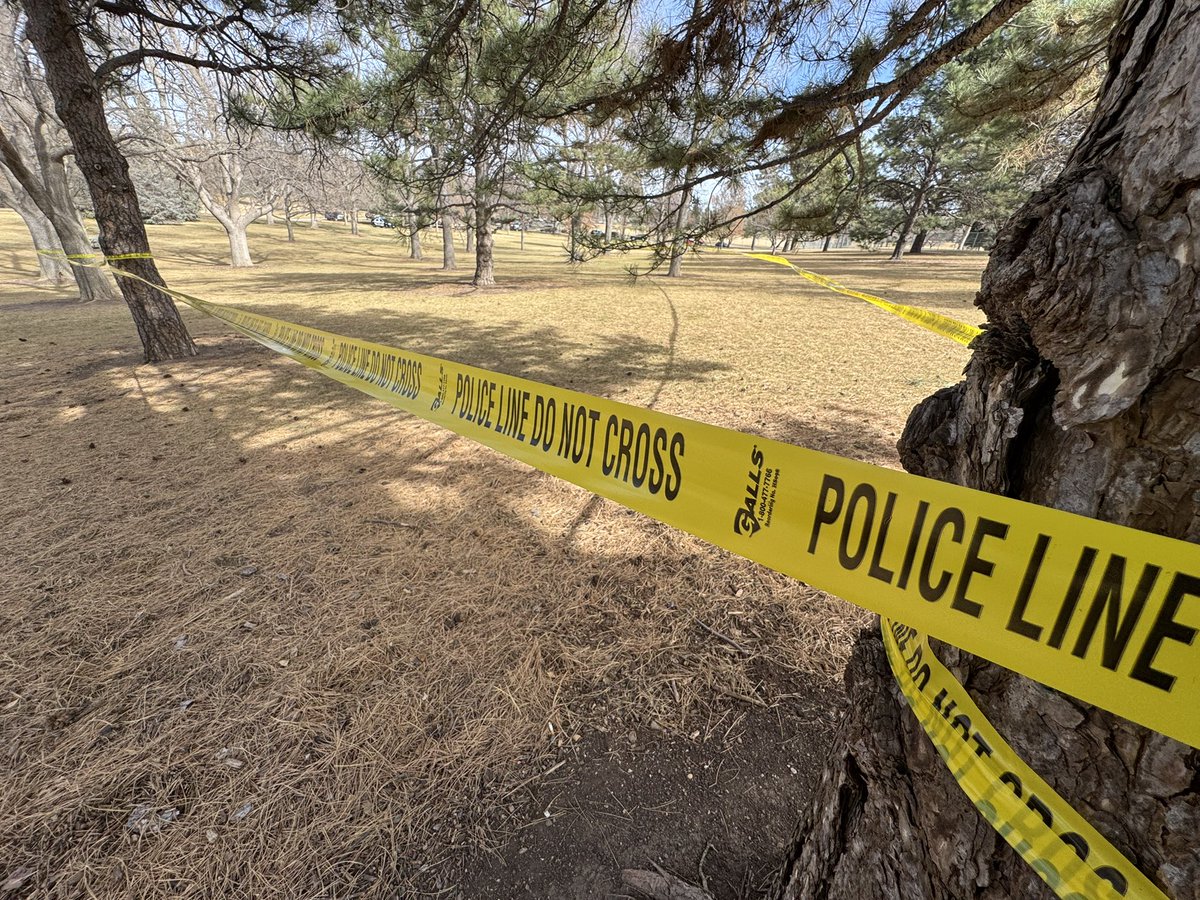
777;1;1198;897
21;0;195;361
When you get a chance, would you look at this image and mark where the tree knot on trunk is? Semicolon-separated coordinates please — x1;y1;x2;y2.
972;320;1039;373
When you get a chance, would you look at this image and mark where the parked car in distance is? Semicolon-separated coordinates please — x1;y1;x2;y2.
325;211;345;221
370;215;394;228
508;221;522;230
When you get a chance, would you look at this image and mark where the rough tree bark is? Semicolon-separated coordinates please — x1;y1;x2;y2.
776;1;1199;897
21;0;195;360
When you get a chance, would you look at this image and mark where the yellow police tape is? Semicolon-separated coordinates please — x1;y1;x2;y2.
882;619;1165;898
744;252;985;346
66;256;1191;897
97;269;1196;748
38;250;154;261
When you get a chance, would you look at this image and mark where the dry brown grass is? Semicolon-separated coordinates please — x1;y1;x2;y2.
0;213;985;898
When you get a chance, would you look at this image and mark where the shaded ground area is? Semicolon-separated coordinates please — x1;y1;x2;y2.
460;678;841;900
0;214;983;897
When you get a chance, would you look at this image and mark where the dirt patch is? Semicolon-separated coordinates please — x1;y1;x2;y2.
457;675;841;900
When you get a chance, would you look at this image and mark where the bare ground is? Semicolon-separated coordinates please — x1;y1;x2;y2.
0;214;984;898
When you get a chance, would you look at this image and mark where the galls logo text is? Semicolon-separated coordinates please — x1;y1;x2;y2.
733;445;766;536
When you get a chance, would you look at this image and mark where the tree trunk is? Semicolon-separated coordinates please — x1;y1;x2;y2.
309;209;318;229
21;0;195;360
750;232;758;251
465;211;475;253
441;214;456;270
222;218;254;267
777;1;1198;897
284;196;295;243
909;228;929;254
519;223;526;251
666;162;697;278
822;233;833;252
410;213;423;259
570;211;582;258
890;187;928;262
265;207;275;226
0;173;70;282
350;209;359;236
472;210;495;287
0;132;116;302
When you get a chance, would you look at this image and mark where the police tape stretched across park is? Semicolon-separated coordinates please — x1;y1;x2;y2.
159;278;1200;753
57;252;1198;899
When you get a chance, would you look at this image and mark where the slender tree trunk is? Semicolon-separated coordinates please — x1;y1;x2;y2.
20;0;194;359
667;165;696;278
265;208;275;226
909;228;929;254
350;209;359;236
890;187;928;262
441;214;456;270
822;233;833;252
409;214;422;260
570;211;582;258
0;131;116;301
284;198;295;243
777;2;1198;896
750;232;758;251
519;223;526;251
309;209;318;229
473;206;495;287
465;210;475;253
0;174;70;282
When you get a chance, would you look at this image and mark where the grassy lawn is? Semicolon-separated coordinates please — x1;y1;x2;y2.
0;212;986;898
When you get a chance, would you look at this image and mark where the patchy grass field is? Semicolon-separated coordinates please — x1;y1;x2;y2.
0;213;985;899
